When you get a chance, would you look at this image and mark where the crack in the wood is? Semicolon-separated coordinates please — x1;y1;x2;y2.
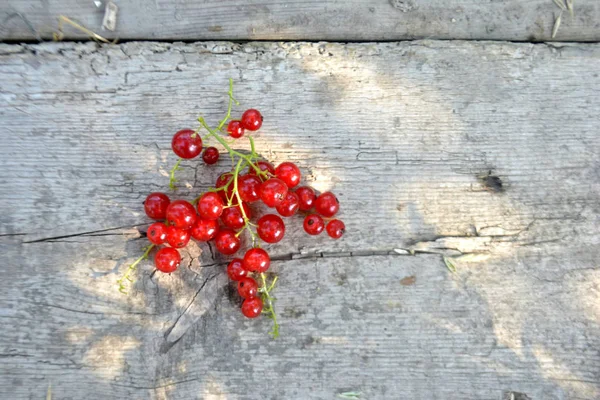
22;224;148;243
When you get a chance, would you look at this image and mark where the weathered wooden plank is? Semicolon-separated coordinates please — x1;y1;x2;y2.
0;40;599;399
1;0;599;42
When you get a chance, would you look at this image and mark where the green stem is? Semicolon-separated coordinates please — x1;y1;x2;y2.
216;78;239;131
117;244;155;294
169;158;182;191
260;273;280;338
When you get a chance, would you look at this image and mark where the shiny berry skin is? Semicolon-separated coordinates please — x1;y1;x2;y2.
197;192;224;220
249;160;275;179
226;259;247;281
304;214;325;235
166;225;191;248
243;248;270;273
276;191;300;217
227;120;245;139
259;178;288;207
171;129;202;159
326;219;345;239
257;214;285;243
147;222;168;245
221;203;251;230
202;147;219;165
275;162;301;188
215;172;234;202
155;247;181;273
237;277;259;299
214;228;241;255
238;174;262;203
314;192;340;218
190;218;219;241
144;192;170;220
241;297;263;318
241;109;263;131
295;186;317;211
166;200;197;230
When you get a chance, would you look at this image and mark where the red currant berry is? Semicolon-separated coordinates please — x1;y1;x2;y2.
227;120;245;139
171;129;202;159
257;214;285;243
314;192;340;218
202;147;219;165
241;109;263;131
221;203;251;230
249;160;275;179
326;219;345;239
197;192;224;220
237;277;259;299
241;297;263;318
259;178;288;207
190;218;219;241
304;214;325;235
295;186;317;211
166;200;197;230
214;228;241;255
166;225;191;248
155;247;181;273
243;248;270;273
144;192;170;220
215;172;234;202
226;258;247;281
275;162;301;188
147;222;168;245
238;174;262;203
276;191;300;217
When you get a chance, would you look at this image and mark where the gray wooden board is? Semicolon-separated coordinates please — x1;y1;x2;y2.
1;0;600;42
0;41;599;399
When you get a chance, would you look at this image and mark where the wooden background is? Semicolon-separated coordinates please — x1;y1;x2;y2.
1;2;599;400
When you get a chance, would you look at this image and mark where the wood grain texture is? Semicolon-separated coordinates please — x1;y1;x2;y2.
1;41;599;399
1;0;599;42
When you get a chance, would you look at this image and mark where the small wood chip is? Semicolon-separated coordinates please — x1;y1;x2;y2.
552;12;562;39
566;0;574;17
102;1;118;31
443;256;457;273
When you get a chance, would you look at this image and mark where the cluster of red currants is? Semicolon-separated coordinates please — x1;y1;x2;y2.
122;81;345;332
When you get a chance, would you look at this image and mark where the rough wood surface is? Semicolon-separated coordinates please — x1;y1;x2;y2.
1;0;600;42
1;41;599;399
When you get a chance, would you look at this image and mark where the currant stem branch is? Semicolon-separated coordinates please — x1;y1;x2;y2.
117;244;155;294
169;158;182;191
260;273;280;338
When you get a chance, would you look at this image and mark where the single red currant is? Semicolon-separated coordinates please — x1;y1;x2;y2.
241;109;263;131
237;277;259;299
241;297;263;318
147;222;168;245
257;214;285;243
304;214;325;235
276;191;300;217
197;192;224;220
314;192;340;218
215;172;234;202
326;219;345;239
243;248;270;273
166;200;197;230
238;174;262;203
155;247;181;273
189;218;219;241
166;226;191;248
259;178;288;207
214;228;241;255
295;186;317;211
202;147;219;165
226;258;247;281
221;203;251;230
275;162;301;188
227;120;245;139
172;129;202;159
249;160;275;179
144;192;170;220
